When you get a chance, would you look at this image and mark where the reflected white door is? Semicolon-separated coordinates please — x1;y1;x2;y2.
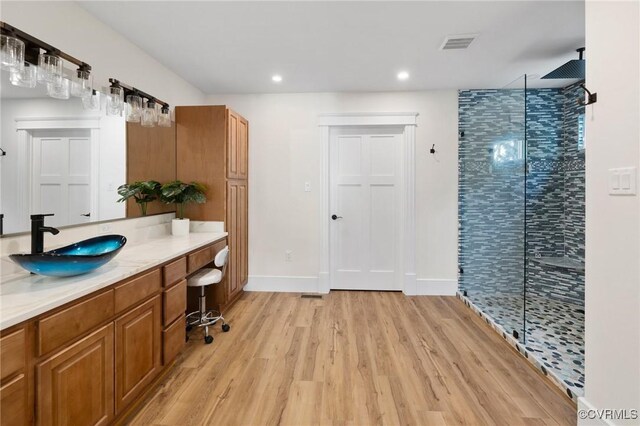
329;127;401;290
32;129;92;228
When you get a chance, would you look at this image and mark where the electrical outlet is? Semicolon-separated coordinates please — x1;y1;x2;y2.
304;182;312;192
285;250;293;262
99;223;112;234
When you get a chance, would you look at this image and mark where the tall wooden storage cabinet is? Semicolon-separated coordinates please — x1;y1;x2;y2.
176;106;248;309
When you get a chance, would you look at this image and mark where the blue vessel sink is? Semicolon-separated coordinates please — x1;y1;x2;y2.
9;235;127;277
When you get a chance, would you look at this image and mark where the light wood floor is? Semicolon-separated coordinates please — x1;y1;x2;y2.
130;291;576;425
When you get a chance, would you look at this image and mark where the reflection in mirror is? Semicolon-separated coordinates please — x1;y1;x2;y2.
125;121;177;217
0;69;126;235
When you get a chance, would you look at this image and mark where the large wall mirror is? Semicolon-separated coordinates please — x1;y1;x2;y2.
0;69;176;236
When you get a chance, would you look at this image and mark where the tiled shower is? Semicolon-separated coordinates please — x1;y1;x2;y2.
458;78;585;398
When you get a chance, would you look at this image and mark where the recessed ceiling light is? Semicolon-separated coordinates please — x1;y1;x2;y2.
272;75;283;83
397;71;409;81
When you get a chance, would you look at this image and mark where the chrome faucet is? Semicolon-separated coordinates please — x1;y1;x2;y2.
31;214;60;254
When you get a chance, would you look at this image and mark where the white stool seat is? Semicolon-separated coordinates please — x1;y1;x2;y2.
187;268;222;287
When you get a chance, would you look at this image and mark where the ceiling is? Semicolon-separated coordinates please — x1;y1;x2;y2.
79;1;585;94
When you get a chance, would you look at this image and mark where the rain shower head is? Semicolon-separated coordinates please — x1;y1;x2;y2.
541;47;586;80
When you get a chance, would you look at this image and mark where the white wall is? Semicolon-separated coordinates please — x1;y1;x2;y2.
0;97;125;234
581;1;640;424
0;1;205;107
207;91;459;293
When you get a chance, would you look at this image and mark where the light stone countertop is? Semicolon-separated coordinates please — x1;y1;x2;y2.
0;231;227;330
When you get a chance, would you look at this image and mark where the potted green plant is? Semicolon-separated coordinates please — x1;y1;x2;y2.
116;181;161;216
160;180;207;236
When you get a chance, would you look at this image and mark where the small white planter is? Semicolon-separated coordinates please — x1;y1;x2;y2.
172;218;190;236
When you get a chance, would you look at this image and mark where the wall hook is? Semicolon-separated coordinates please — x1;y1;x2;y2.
0;148;6;156
430;144;436;154
578;84;597;106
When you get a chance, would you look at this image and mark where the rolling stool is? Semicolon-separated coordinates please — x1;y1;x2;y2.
186;246;231;344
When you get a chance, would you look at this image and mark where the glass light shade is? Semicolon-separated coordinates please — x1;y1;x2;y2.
47;77;70;100
71;70;92;98
106;86;124;116
141;102;157;127
37;53;63;83
82;90;101;111
125;95;142;122
1;35;25;70
9;62;37;88
158;108;171;127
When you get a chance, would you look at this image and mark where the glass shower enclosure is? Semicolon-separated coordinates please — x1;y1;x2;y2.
458;75;586;398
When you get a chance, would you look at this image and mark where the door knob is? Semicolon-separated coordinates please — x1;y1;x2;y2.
331;214;343;220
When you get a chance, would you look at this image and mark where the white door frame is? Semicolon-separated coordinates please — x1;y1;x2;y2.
14;116;101;231
318;112;419;295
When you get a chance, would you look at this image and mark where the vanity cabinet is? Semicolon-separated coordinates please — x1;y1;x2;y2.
176;105;249;310
1;238;225;425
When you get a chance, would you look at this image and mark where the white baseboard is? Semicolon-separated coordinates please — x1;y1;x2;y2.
414;278;458;296
246;275;457;296
245;275;320;293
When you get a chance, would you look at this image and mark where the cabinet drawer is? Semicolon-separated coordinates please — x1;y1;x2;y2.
163;315;185;365
1;328;25;381
1;373;27;426
164;279;187;327
164;257;187;287
115;269;162;314
187;245;214;273
38;290;114;356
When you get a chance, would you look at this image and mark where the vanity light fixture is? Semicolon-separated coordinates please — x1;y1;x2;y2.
397;71;410;81
1;21;93;99
0;33;24;70
106;81;124;116
272;74;283;83
9;61;36;88
125;94;142;123
82;89;101;111
141;99;157;127
158;105;171;127
109;78;171;128
71;67;92;98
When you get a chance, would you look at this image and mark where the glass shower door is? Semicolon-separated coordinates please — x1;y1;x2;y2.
458;75;527;342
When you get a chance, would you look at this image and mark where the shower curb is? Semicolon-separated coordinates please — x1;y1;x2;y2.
455;291;581;404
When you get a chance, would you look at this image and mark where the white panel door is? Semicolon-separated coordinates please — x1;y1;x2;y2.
329;127;401;290
32;129;92;228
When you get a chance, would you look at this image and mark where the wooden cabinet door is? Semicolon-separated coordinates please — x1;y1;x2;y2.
227;111;239;179
239;182;248;287
1;374;28;426
37;324;114;426
226;180;248;301
226;182;239;298
114;296;161;414
238;117;248;180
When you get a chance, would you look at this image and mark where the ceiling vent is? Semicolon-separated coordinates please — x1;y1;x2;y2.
440;34;477;50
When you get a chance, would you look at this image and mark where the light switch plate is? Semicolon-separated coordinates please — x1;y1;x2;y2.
609;167;637;195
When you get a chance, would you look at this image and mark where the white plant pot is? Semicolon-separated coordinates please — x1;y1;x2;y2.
172;218;190;236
